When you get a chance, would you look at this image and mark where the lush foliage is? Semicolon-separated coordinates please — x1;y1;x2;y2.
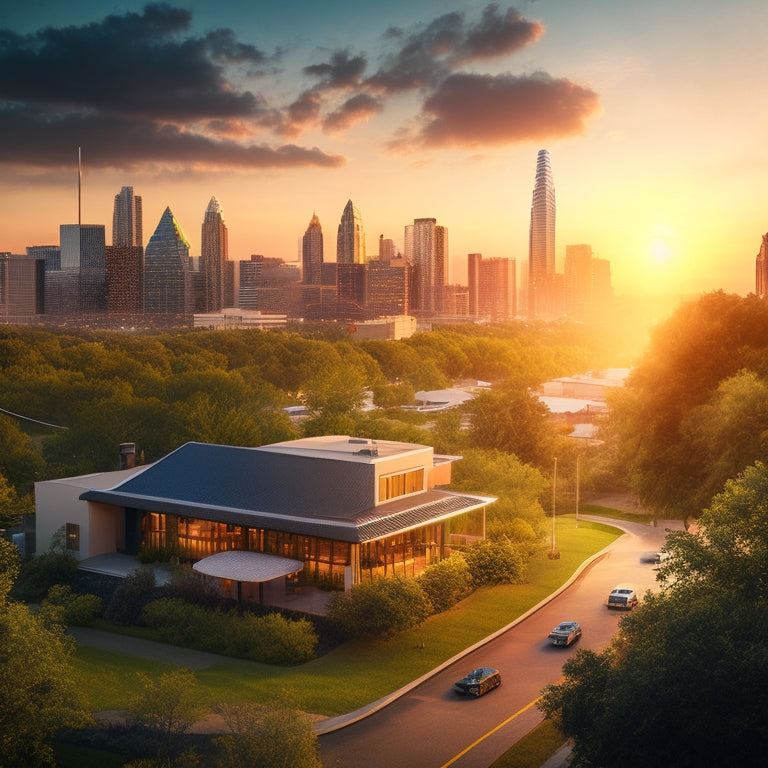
416;553;472;612
539;462;768;767
141;597;318;664
215;702;322;768
462;538;527;587
39;583;102;626
10;551;79;602
608;291;768;520
327;575;433;638
0;557;92;767
103;567;160;625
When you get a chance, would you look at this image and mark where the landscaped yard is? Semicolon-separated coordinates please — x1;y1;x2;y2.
72;516;621;719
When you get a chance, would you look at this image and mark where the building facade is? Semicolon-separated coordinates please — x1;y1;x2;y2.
0;253;45;321
336;199;366;265
112;186;143;248
302;214;324;285
144;207;192;317
35;436;494;598
56;224;107;315
467;253;516;322
201;196;228;312
528;149;556;317
404;217;447;315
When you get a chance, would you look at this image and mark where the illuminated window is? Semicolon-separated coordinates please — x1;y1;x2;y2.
66;523;80;552
378;468;425;502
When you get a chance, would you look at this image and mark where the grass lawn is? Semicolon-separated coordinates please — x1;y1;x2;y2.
72;516;621;718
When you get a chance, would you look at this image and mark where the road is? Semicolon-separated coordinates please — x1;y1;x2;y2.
318;517;682;768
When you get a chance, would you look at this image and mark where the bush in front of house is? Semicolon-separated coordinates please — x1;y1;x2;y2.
463;537;527;587
40;583;102;626
103;567;160;625
417;553;472;613
141;598;318;665
327;576;432;638
10;552;79;602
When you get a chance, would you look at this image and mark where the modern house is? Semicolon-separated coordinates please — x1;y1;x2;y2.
34;436;494;602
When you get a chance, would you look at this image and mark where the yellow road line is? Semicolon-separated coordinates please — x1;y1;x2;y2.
439;696;543;768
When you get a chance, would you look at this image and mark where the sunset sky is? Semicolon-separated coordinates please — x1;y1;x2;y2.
1;0;766;296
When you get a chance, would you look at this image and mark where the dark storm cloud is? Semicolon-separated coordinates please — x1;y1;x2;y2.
0;3;345;170
322;94;383;133
0;3;269;119
409;71;601;148
0;106;344;169
454;4;544;63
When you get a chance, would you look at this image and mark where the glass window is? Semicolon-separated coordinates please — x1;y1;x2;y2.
65;523;80;552
378;468;425;502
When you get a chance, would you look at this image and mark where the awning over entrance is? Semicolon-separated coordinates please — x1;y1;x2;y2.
192;550;303;582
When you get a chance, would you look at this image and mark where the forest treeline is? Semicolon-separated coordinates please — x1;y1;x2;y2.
5;290;768;531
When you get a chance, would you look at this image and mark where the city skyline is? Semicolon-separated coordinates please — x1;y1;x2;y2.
1;1;767;297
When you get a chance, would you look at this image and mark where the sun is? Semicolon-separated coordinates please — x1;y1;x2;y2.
649;237;672;264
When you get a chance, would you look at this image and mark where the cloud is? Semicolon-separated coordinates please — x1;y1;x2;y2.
453;4;544;63
408;71;601;148
323;94;383;133
304;50;367;89
0;106;344;169
0;3;342;170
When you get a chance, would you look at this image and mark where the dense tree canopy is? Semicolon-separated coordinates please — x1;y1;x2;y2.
539;462;768;767
608;291;768;520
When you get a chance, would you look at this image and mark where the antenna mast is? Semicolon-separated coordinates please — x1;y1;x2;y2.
77;146;82;226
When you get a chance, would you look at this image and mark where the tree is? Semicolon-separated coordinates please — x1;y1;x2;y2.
215;702;322;768
539;461;768;767
0;564;92;766
128;670;205;763
462;538;526;587
608;291;768;520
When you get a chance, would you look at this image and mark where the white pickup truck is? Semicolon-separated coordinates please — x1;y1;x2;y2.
606;584;638;610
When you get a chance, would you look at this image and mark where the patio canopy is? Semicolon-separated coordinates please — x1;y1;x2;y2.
192;550;303;583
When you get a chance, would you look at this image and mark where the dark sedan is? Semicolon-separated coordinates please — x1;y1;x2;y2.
548;621;582;646
454;667;502;697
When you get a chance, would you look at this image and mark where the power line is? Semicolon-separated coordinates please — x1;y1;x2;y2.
0;406;68;430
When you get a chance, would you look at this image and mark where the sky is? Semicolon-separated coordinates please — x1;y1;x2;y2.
1;0;766;296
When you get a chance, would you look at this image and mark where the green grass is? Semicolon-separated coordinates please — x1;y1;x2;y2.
490;719;568;768
579;503;653;525
73;517;620;718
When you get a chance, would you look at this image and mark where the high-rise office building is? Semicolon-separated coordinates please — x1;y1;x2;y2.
366;257;411;317
302;213;324;285
467;253;516;322
112;186;143;247
0;253;45;320
591;257;613;317
336;199;366;264
528;149;556;316
404;217;447;314
55;224;107;315
378;236;396;261
201;196;229;312
105;245;143;314
144;207;192;316
26;245;60;272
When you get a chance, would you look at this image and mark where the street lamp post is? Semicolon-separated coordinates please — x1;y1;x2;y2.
549;457;559;558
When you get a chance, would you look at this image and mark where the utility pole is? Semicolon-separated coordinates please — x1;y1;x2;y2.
549;457;559;558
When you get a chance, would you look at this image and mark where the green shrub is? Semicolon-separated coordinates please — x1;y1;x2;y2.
241;612;318;665
327;576;432;638
41;583;102;626
417;554;472;613
10;552;79;602
141;597;208;646
463;538;526;587
103;567;159;625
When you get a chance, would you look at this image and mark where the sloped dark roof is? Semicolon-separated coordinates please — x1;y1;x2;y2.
79;441;494;544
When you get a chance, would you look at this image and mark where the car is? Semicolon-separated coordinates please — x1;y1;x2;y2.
548;621;582;646
454;667;502;697
607;585;638;610
641;550;669;565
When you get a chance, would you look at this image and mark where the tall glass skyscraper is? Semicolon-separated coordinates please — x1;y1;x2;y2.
336;199;366;264
201;196;228;312
302;213;324;285
112;186;143;247
56;224;107;315
144;207;192;316
528;149;556;316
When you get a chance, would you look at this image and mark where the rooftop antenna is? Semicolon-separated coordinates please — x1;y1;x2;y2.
77;146;82;226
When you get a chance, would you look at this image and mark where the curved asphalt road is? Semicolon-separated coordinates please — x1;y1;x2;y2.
317;517;684;768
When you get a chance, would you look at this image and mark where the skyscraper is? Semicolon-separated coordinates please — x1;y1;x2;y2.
404;217;447;314
302;213;324;285
564;244;593;320
201;196;229;312
756;234;768;297
112;186;143;247
336;199;366;264
57;224;107;315
467;253;516;322
144;207;192;316
528;149;556;316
